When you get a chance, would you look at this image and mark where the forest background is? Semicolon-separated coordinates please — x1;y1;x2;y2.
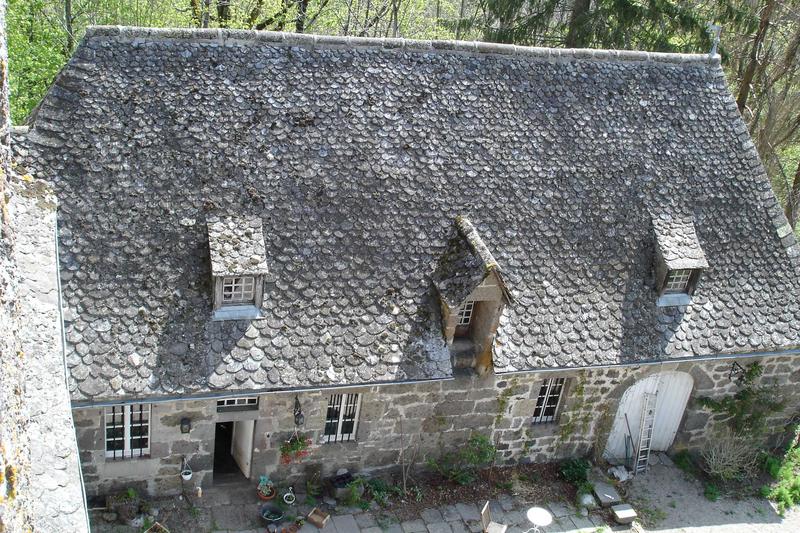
7;0;800;231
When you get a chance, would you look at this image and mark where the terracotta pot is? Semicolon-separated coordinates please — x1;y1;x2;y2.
258;488;276;501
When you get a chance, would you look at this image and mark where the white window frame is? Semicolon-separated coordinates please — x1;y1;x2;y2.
322;393;361;443
532;378;565;424
216;397;259;410
104;404;151;459
663;269;692;294
457;300;475;326
222;275;255;304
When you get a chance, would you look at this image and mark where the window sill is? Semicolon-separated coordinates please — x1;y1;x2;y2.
212;305;264;321
318;438;358;447
104;454;152;461
656;293;693;307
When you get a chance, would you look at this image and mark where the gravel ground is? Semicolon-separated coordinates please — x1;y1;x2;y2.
625;463;800;533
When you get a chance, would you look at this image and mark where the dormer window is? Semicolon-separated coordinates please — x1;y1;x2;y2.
431;216;513;374
651;213;708;307
663;269;692;294
222;276;255;305
457;300;474;326
207;216;269;321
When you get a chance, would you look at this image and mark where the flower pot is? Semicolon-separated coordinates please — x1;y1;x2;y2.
258;488;276;501
180;470;193;481
260;504;284;523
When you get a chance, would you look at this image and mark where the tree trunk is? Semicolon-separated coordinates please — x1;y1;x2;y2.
217;0;231;27
787;159;800;230
296;0;309;32
190;0;202;27
736;0;776;114
456;0;465;40
565;0;591;48
64;0;74;55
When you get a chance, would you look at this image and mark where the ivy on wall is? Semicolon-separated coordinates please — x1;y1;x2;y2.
698;362;785;437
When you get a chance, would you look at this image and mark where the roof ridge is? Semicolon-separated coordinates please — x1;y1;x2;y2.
455;216;498;273
83;25;720;67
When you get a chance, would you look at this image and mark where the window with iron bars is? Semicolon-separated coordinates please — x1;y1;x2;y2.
457;300;474;326
532;378;565;424
216;397;259;412
105;404;151;459
323;393;361;443
222;276;255;304
663;269;692;294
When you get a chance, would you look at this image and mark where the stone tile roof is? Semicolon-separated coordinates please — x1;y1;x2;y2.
432;216;508;308
207;215;269;276
651;213;709;270
13;27;800;401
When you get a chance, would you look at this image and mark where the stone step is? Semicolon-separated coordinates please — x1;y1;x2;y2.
592;481;622;507
612;504;638;524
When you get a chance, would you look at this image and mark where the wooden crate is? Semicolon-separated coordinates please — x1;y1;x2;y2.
306;507;330;529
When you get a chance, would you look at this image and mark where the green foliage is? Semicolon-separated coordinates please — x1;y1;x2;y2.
427;434;496;485
704;482;720;501
342;477;365;507
495;379;519;423
760;452;783;479
762;426;800;515
365;477;402;507
495;479;514;491
673;450;698;476
697;363;785;437
559;458;590;486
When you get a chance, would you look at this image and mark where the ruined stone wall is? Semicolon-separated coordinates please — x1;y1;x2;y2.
73;353;800;498
0;0;34;528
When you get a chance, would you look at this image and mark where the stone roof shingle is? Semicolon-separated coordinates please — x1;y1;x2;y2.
14;27;800;402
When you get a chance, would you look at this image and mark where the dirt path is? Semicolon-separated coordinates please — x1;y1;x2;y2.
625;463;799;532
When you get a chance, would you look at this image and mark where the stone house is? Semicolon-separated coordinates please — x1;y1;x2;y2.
12;26;800;499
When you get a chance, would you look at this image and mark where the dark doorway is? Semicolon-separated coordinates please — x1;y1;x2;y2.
213;422;245;484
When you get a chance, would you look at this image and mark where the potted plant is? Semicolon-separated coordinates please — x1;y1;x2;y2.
279;434;312;464
258;475;277;501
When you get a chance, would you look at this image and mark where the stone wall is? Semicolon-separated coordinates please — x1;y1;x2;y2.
74;353;800;498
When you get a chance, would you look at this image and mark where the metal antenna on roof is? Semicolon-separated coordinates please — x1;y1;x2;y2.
706;23;722;57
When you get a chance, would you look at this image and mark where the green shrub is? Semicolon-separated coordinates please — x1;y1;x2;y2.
704;483;720;501
673;450;699;476
427;434;496;485
760;452;782;479
559;458;590;486
763;441;800;515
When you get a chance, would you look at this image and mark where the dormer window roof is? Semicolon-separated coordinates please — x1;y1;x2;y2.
431;216;512;374
651;213;708;307
207;215;268;320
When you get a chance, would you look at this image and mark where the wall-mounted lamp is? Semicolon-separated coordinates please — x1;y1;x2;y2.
728;362;745;382
293;396;305;427
180;417;192;434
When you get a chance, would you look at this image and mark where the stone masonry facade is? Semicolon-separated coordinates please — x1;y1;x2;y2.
73;353;800;498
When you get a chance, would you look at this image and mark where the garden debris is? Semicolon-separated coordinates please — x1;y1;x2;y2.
593;482;622;507
608;465;631;482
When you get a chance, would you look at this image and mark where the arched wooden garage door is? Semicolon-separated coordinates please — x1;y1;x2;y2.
603;371;693;464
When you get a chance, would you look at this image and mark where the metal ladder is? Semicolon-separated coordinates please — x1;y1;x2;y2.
634;392;658;475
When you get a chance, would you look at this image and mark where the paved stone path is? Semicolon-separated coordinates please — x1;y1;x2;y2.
91;464;800;533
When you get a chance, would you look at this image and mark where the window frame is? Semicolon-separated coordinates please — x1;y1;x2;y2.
104;403;151;460
322;393;361;443
221;275;256;305
532;378;566;425
663;268;693;294
216;397;259;412
457;300;475;326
